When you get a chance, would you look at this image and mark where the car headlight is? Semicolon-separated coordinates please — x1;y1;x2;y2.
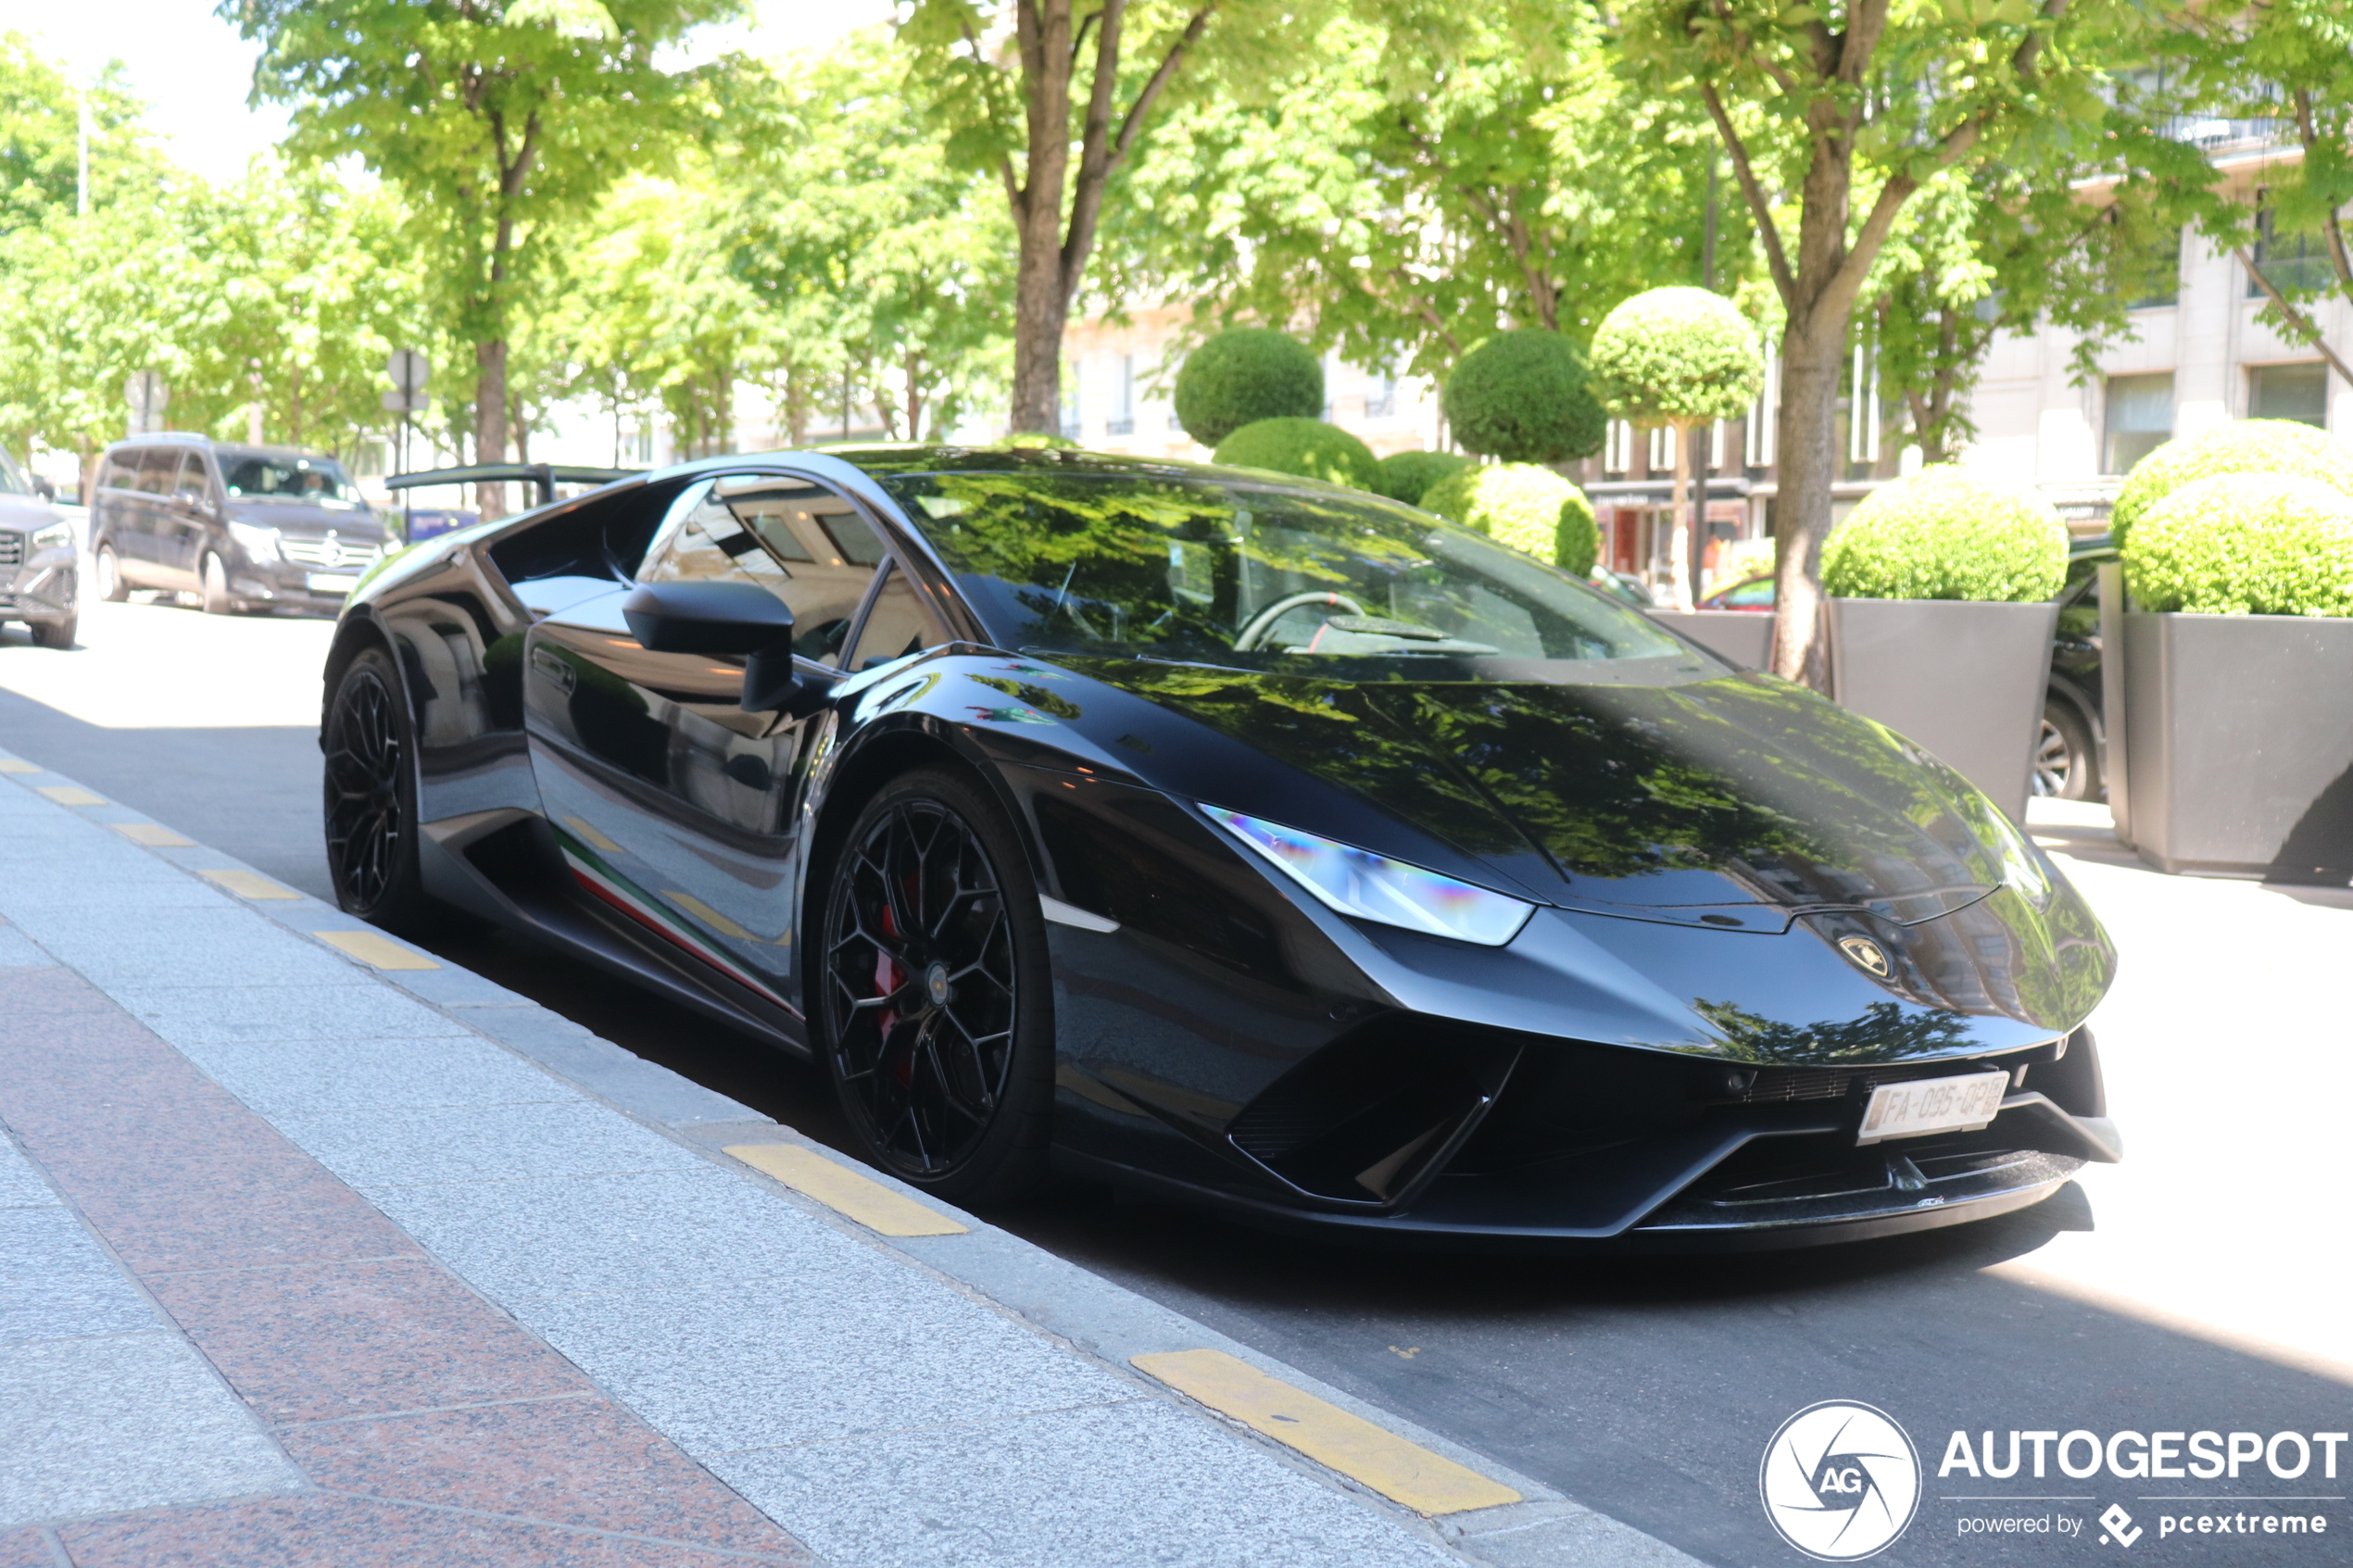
1206;809;1535;946
31;521;71;551
228;521;282;561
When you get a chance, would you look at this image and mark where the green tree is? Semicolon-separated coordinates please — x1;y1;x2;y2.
0;36;154;232
1622;0;2172;686
228;0;742;515
1444;328;1606;466
1173;327;1321;445
1589;287;1761;608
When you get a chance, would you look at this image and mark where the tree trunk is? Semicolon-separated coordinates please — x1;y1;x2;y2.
1769;319;1843;691
475;339;508;521
1665;420;1695;611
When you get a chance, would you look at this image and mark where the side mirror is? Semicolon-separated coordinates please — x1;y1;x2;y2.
621;581;810;714
175;486;213;513
31;477;54;501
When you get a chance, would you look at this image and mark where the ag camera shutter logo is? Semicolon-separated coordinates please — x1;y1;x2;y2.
1760;1401;1922;1560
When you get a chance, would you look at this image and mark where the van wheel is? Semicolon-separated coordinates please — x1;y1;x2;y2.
95;546;127;602
199;552;234;615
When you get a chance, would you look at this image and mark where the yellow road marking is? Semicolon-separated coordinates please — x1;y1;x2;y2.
661;890;756;941
724;1143;969;1237
111;822;194;847
313;929;442;970
36;785;105;806
562;815;624;855
1131;1348;1522;1516
0;759;39;774
199;868;299;900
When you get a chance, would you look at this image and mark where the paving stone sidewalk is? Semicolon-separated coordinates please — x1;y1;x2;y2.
0;755;1697;1568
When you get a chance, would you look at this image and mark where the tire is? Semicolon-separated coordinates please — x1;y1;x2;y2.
199;551;234;615
815;767;1053;1206
95;545;127;603
30;615;75;650
2032;698;2099;801
322;646;434;930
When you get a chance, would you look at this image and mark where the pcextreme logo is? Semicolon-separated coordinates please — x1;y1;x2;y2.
1761;1401;1924;1561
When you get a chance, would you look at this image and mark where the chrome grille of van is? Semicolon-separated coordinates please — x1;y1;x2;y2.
0;532;21;569
281;535;376;571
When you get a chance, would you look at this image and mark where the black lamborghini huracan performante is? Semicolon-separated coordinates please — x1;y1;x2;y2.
322;446;2119;1249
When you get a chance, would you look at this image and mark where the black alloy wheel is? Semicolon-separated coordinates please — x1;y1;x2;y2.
322;646;430;926
819;770;1051;1203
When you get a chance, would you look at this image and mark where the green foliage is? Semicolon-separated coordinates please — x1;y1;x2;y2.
1211;417;1379;490
993;433;1078;450
2109;420;2353;547
1174;328;1323;446
1418;462;1599;574
2123;472;2353;617
1374;449;1475;506
1821;466;2067;603
1441;330;1604;463
0;38;154;234
1589;287;1762;427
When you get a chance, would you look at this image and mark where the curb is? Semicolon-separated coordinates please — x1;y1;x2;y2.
0;748;1705;1568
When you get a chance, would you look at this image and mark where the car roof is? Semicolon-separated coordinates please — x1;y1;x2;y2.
102;433;343;464
716;442;1365;497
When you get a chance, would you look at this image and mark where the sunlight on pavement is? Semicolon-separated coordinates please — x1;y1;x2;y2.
0;597;336;729
2002;797;2353;1385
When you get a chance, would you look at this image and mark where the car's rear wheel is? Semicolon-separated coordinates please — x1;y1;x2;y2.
199;552;233;615
323;646;432;928
94;546;127;602
29;612;75;650
817;768;1052;1205
2032;699;2099;800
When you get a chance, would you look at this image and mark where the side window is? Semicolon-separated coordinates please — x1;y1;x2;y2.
99;450;141;491
641;474;887;667
135;449;179;495
847;565;950;672
170;452;209;502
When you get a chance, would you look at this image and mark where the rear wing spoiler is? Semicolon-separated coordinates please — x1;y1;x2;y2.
384;463;643;510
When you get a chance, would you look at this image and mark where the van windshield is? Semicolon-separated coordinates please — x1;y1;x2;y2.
222;456;357;504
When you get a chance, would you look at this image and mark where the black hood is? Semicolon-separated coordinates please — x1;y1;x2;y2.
1052;659;2021;929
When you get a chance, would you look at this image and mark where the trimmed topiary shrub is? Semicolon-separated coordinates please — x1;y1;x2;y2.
1212;417;1381;490
1418;462;1600;576
2122;471;2353;616
1374;448;1476;506
994;432;1080;450
1441;330;1605;464
1589;288;1765;428
2109;419;2353;548
1173;329;1323;447
1822;465;2067;602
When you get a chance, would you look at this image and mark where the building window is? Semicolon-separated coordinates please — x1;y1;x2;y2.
1648;425;1676;473
2247;195;2334;298
1604;420;1632;476
2250;362;2329;428
1744;354;1778;469
1106;354;1134;436
2104;371;2175;473
1365;370;1398;420
2127;225;2181;309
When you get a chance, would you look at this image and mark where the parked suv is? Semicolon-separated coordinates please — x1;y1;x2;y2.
0;445;77;648
90;435;390;614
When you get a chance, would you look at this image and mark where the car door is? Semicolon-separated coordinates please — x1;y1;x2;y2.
93;449;147;583
158;450;216;584
522;470;942;997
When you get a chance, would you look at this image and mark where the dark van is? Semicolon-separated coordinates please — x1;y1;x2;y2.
91;435;391;614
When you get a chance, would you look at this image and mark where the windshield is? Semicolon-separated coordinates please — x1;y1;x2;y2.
221;455;358;504
0;448;30;496
882;470;1698;677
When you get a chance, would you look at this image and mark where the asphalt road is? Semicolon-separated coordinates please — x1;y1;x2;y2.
6;600;2347;1568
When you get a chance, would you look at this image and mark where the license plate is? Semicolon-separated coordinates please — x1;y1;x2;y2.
1856;1072;2008;1145
307;572;359;593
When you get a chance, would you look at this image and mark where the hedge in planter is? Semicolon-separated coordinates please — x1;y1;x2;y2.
1418;463;1599;575
1441;330;1605;465
2121;471;2353;616
2108;419;2353;547
1376;449;1475;506
1173;329;1323;447
1822;465;2067;602
1211;418;1380;490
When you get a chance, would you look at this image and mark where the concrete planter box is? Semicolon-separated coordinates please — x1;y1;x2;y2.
2120;612;2353;879
1648;609;1774;671
1827;599;2058;824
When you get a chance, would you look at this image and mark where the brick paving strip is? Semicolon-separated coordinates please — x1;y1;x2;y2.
0;755;1700;1568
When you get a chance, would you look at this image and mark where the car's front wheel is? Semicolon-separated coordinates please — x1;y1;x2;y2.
199;552;234;615
2032;699;2099;800
322;646;432;928
94;546;127;602
817;768;1053;1206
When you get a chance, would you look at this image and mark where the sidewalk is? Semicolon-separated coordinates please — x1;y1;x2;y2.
0;750;1692;1568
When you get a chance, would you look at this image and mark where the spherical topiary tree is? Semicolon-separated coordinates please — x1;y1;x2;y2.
1375;449;1476;507
1441;330;1606;467
1821;466;2067;602
1173;329;1323;447
2121;471;2353;616
1212;417;1381;491
993;432;1080;450
1589;288;1765;610
1418;463;1600;576
2108;419;2353;548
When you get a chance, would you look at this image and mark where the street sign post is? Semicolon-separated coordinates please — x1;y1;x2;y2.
383;350;432;491
124;370;168;436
